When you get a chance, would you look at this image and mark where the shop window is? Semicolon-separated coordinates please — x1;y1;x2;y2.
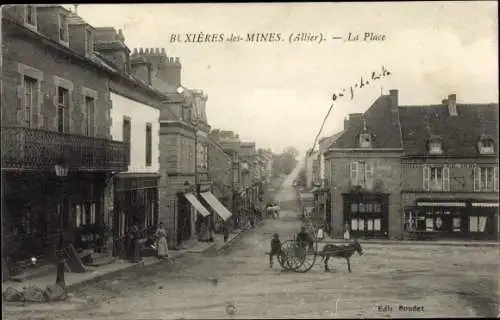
374;219;381;231
425;218;434;231
453;217;461;232
469;216;487;232
367;219;373;231
350;203;358;213
351;218;358;231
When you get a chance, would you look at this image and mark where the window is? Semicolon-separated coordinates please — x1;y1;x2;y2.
350;161;374;188
123;118;131;160
478;136;495;155
57;87;69;132
423;165;450;191
474;167;498;192
469;216;487;232
25;5;37;27
84;96;95;136
23;76;37;127
359;133;372;148
85;29;94;55
428;142;442;154
58;13;68;43
145;123;152;166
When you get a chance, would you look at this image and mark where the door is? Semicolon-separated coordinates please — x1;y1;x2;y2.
177;195;191;243
343;194;388;239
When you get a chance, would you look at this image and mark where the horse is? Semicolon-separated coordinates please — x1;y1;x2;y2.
318;239;363;273
266;205;280;219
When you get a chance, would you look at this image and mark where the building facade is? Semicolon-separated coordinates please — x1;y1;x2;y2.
324;90;403;240
399;94;499;240
1;4;129;276
325;90;499;240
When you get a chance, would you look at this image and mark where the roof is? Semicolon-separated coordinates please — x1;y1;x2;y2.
329;95;403;149
399;103;499;157
320;130;344;153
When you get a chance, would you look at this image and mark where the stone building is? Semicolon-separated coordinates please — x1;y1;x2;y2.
324;90;403;239
1;4;130;275
399;94;499;240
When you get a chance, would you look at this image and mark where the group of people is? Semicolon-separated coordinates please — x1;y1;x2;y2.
127;222;170;262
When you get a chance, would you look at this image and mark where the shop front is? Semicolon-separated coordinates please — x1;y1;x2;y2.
342;193;389;239
404;199;499;240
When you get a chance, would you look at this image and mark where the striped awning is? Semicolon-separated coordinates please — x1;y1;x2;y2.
472;202;499;208
184;193;211;217
417;202;466;207
200;192;232;221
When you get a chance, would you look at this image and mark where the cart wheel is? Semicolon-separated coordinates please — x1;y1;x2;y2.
293;241;317;273
279;240;302;271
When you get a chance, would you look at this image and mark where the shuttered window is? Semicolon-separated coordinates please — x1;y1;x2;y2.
350;161;358;186
423;165;430;190
23;76;37;128
442;166;450;191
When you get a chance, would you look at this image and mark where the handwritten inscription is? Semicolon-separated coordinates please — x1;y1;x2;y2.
331;66;391;102
168;32;386;44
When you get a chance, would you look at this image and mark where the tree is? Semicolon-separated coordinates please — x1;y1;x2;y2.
271;146;300;177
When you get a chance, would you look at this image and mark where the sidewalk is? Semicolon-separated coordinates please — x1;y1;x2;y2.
2;222;259;295
321;236;499;247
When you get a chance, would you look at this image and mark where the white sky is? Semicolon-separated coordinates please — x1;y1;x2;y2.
69;2;498;156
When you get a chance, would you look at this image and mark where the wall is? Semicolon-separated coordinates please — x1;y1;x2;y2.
110;92;160;173
208;139;232;194
2;25;111;138
401;158;498;193
326;151;402;239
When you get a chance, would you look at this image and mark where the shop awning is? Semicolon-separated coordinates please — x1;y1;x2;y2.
200;192;232;221
417;202;466;207
472;202;499;208
184;193;210;217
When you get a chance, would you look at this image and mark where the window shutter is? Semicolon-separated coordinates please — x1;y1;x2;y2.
494;167;499;192
16;85;25;124
36;83;43;129
423;165;430;191
473;167;481;192
365;162;374;190
350;161;359;186
443;166;450;191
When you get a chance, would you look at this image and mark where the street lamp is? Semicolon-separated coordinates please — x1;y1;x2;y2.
54;161;69;289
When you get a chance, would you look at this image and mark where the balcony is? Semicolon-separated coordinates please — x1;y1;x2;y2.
1;127;129;171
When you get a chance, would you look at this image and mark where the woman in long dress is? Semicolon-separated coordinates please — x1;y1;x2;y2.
155;222;169;259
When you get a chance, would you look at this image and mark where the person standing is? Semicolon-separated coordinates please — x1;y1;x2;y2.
155;222;169;259
269;233;282;268
128;223;141;263
343;223;351;241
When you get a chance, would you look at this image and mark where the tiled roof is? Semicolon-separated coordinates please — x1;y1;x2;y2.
399;103;499;157
329;95;403;149
320;130;344;152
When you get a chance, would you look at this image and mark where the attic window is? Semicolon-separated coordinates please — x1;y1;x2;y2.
428;136;443;155
478;136;495;155
25;5;37;28
359;133;372;148
85;29;94;55
58;13;69;43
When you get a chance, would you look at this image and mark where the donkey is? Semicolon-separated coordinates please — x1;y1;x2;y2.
318;239;363;273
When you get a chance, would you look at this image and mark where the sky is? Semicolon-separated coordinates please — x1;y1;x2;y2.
69;2;498;156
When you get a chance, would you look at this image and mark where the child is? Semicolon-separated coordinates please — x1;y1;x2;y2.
269;233;282;268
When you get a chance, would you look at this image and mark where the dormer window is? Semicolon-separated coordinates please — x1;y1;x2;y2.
428;135;443;155
478;135;495;155
85;29;94;55
241;162;249;171
58;13;69;44
359;133;372;148
24;5;37;29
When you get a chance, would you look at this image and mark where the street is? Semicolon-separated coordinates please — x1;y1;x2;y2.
3;174;499;319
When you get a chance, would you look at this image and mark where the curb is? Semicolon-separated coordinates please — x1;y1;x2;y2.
321;240;499;248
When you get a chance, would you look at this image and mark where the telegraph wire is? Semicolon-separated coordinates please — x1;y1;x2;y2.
308;103;335;157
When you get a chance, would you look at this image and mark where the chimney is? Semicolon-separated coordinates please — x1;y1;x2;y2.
448;94;458;116
343;117;349;130
389;89;398;111
94;27;131;73
130;57;152;85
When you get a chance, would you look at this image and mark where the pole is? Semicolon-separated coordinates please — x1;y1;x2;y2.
56;178;66;288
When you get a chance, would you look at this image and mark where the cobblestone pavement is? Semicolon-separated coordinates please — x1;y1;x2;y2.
3;175;499;319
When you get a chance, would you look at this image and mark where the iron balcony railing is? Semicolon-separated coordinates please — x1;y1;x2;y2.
1;126;130;171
